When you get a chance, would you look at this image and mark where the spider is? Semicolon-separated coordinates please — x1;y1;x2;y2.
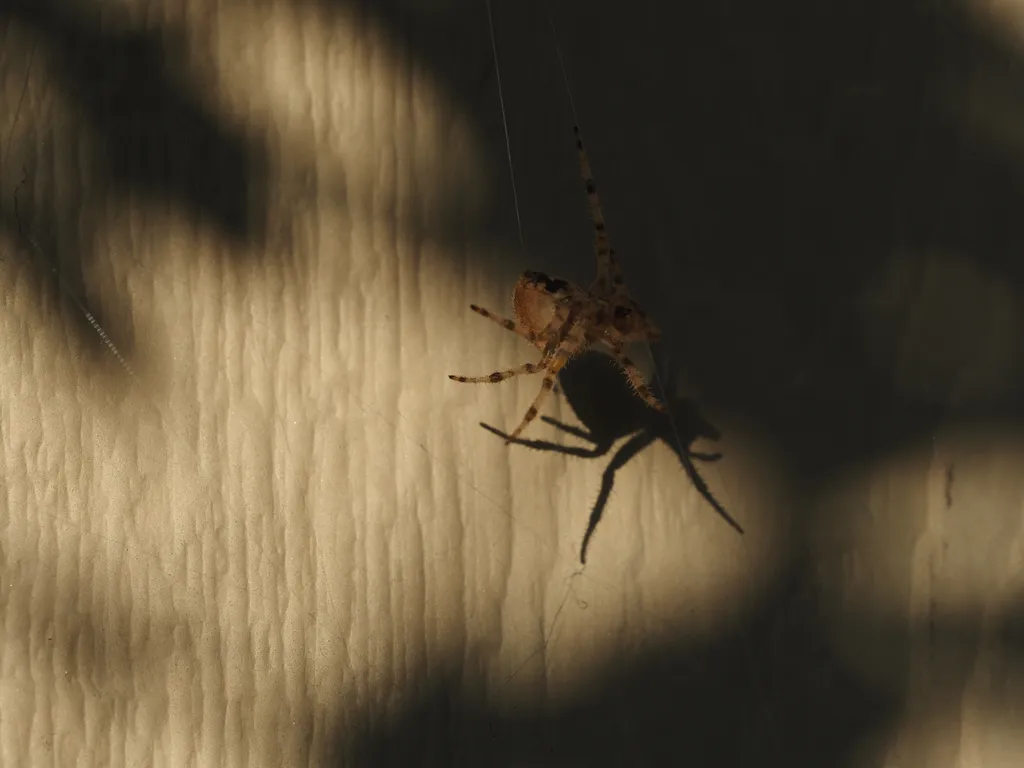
449;125;665;443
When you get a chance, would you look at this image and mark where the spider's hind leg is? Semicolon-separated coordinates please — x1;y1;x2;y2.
607;343;666;413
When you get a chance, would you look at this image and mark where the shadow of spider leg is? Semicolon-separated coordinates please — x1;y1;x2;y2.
479;417;609;459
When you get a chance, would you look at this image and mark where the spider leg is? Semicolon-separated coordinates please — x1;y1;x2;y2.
504;343;573;443
603;340;667;412
468;304;540;344
573;125;623;295
449;358;549;384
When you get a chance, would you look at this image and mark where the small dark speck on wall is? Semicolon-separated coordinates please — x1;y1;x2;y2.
944;463;955;509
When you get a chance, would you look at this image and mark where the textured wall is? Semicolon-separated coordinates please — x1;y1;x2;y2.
1;1;1022;766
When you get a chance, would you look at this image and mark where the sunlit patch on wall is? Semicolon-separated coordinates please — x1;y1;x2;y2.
201;2;489;242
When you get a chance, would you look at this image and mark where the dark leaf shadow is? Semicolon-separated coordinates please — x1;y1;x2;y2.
481;351;743;563
337;563;1024;766
540;0;1024;486
0;0;271;371
337;559;904;767
3;0;266;244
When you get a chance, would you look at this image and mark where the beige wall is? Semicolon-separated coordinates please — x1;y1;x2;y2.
1;1;1022;765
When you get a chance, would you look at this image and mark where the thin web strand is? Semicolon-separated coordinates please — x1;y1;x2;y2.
486;0;526;254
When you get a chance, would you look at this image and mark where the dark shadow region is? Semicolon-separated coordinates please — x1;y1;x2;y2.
317;0;1024;765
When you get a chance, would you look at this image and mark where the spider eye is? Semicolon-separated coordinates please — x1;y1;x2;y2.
523;271;572;297
614;306;632;318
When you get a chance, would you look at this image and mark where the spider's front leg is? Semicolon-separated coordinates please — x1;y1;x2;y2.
448;303;552;382
504;342;573;443
449;356;549;384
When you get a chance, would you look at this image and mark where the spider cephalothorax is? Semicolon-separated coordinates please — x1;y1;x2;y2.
449;125;665;442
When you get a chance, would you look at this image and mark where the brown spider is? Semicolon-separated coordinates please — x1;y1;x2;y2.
449;125;665;443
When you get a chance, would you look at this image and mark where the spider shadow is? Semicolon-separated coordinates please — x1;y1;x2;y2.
481;351;742;564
